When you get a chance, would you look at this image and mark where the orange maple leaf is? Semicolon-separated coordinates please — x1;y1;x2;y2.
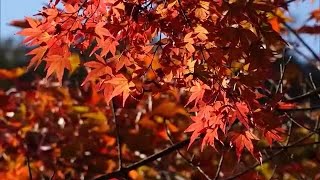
95;22;114;39
186;82;210;106
105;74;135;106
26;46;48;70
82;54;114;85
45;54;71;84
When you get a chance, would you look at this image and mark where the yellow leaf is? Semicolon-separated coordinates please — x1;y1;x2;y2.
82;111;109;132
168;0;177;8
137;166;159;177
68;53;80;74
194;24;208;34
243;63;250;72
197;32;208;41
186;43;195;53
82;111;107;123
143;54;162;70
0;67;26;79
195;8;208;21
256;163;274;179
72;106;90;113
199;1;210;9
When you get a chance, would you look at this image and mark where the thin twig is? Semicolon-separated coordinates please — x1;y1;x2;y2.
275;15;320;62
111;99;123;169
285;113;319;133
281;0;297;5
94;136;197;180
176;0;191;26
285;120;293;145
279;105;320;112
214;152;224;180
50;171;55;180
267;141;320;149
26;153;33;180
268;165;277;180
309;73;320;99
223;132;315;180
275;56;291;94
309;73;320;147
285;87;320;102
164;120;212;180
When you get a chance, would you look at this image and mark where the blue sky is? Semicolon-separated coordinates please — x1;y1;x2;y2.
0;0;319;60
0;0;46;40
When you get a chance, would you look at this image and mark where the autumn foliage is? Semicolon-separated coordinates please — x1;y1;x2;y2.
2;0;320;179
17;0;289;157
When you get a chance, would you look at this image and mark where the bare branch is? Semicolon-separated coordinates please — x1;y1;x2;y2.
111;99;123;169
279;105;320;112
308;73;320;99
164;120;213;180
285;87;320;102
223;132;315;180
267;141;320;149
50;172;55;180
26;153;32;180
93;136;195;180
275;56;291;94
274;14;320;62
285;120;293;145
176;0;191;26
214;152;224;180
284;113;319;133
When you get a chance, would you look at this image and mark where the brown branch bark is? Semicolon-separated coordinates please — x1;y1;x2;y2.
93;137;193;180
278;105;320;112
111;99;123;169
26;153;32;180
222;132;315;180
285;87;320;102
274;14;320;62
164;120;213;180
214;152;224;180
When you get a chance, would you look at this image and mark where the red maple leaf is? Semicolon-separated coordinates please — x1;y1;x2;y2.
264;128;284;145
233;102;250;129
230;131;259;160
185;116;205;149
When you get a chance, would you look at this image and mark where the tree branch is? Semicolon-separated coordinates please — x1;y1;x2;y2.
93;137;193;180
284;113;320;134
285;87;320;102
278;105;320;112
267;141;320;149
164;120;212;180
111;99;123;169
26;152;32;180
214;152;224;180
50;172;55;180
275;14;320;62
223;132;315;180
275;56;291;94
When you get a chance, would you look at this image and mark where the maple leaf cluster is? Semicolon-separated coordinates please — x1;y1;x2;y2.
19;0;289;159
